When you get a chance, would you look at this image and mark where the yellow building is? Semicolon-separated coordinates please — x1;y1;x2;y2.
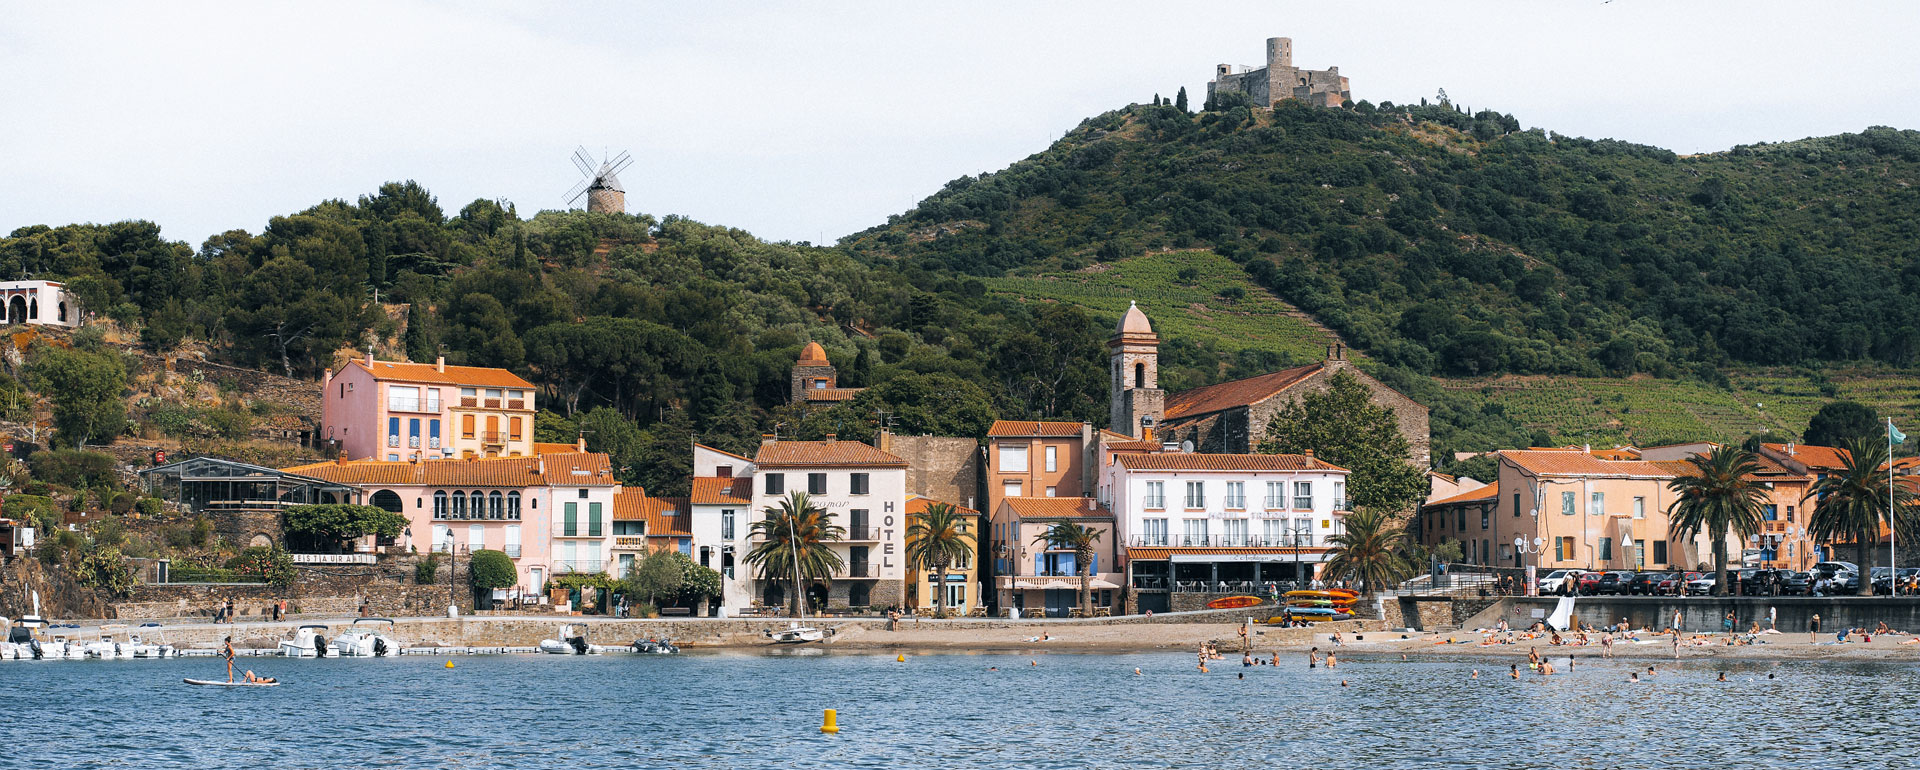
905;494;980;616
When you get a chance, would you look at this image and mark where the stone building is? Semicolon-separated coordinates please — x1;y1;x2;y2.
789;342;865;405
1208;36;1351;109
1107;306;1429;467
0;280;80;327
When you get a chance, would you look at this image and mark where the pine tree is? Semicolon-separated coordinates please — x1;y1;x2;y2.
1174;87;1189;113
1153;92;1161;107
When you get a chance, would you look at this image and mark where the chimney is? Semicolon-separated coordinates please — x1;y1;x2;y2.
435;356;445;373
335;455;346;465
365;349;375;366
537;458;546;475
323;369;332;388
576;435;586;453
1086;498;1095;511
761;433;777;446
1140;415;1155;441
825;433;836;444
1305;449;1315;458
1787;442;1796;455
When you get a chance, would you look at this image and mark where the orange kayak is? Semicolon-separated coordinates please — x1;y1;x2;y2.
1205;595;1263;610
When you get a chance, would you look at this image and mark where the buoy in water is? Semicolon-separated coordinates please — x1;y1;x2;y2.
896;654;905;662
445;661;454;669
820;709;840;734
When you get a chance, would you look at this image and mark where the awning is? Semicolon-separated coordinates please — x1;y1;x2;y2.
1041;580;1076;590
1013;580;1044;589
1087;578;1120;590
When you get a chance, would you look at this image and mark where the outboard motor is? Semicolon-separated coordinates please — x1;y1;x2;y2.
567;635;588;655
373;637;388;657
314;634;328;658
29;639;43;660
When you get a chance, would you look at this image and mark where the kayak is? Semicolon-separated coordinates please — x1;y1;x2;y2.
1204;595;1263;610
1284;590;1359;600
1281;606;1352;616
184;678;280;687
1287;599;1355;608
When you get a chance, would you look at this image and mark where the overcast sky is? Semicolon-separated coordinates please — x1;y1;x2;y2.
5;1;1919;249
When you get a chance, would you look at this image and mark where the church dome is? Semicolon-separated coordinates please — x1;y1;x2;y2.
797;341;830;365
1116;301;1154;335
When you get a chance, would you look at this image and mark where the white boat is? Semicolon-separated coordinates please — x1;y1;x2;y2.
4;594;79;660
83;624;137;659
128;626;176;659
278;624;331;658
629;636;679;654
331;618;399;657
538;623;595;654
764;622;824;644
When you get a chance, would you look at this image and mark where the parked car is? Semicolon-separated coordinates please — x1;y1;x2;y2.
1658;572;1700;595
1538;569;1584;594
1738;568;1791;596
1629;572;1669;595
1575;572;1603;595
1781;571;1811;595
1687;573;1718;595
1596;571;1634;595
1872;568;1920;595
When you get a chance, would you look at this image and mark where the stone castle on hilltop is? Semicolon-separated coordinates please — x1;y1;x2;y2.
1208;37;1351;109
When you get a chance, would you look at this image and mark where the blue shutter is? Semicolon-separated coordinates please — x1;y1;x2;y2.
1035;554;1044;576
1059;552;1076;576
1090;553;1098;574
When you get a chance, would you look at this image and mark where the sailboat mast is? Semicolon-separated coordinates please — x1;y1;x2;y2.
790;509;804;621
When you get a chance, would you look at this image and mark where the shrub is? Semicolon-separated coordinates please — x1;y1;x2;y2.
28;449;118;489
203;407;251;440
190;517;213;547
225;544;295;587
284;504;407;550
66;492;86;512
109;492;134;515
163;524;195;549
135;497;162;516
91;517;127;547
467;549;517;592
74;545;135;596
415;554;441;584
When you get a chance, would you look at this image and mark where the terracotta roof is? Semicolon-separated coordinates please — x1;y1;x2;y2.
694;443;753;463
802;387;864;402
1162;364;1321;421
989;420;1085;438
691;476;753;505
1106;440;1162;452
339;358;534;389
1762;443;1851;471
753;440;906;468
282;452;615;488
1427;481;1499;507
1652;456;1810;482
1500;450;1673;479
797;341;830;365
1115;453;1348;473
613;486;651;521
533;442;580;455
906;494;979;516
1127;547;1326;559
1001;497;1112;519
645;497;691;537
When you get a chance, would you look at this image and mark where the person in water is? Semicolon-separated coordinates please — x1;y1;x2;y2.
1717;671;1728;682
1629;672;1640;683
1326;651;1337;669
1509;664;1519;679
222;636;235;683
1308;647;1320;668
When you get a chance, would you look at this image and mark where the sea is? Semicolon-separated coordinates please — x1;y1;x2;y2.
4;649;1916;769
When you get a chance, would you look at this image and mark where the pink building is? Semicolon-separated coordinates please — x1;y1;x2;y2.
321;354;538;461
282;451;619;597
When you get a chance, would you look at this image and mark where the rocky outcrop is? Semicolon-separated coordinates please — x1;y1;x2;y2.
0;557;114;620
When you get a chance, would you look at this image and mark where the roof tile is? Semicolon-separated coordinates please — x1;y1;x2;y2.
1002;497;1112;519
1115;453;1348;473
753;440;907;468
1427;481;1499;507
691;476;753;505
1500;450;1673;478
341;359;534;390
282;452;614;488
988;420;1085;438
1162;364;1320;421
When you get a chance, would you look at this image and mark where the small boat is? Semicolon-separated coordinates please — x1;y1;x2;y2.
83;624;137;659
1204;595;1263;610
331;618;399;657
127;629;176;659
278;625;331;658
184;678;279;687
538;624;594;655
629;637;679;654
765;623;824;644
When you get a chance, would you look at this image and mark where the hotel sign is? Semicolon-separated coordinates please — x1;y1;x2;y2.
1169;552;1326;564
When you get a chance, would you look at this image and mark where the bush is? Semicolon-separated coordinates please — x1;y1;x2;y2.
467;549;517;591
109;492;134;515
225;544;295;587
73;544;135;596
91;517;127;547
135;497;162;516
415;554;441;584
284;504;407;550
28;449;118;489
190;517;213;547
163;524;196;549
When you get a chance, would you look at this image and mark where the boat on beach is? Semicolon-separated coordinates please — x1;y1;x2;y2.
331;618;398;657
765;622;824;644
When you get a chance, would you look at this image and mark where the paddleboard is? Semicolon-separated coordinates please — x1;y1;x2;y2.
1205;595;1263;610
184;678;279;687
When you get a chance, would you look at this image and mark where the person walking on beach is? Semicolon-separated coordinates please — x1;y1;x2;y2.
1722;610;1736;635
1601;633;1613;658
1810;613;1821;643
226;599;235;624
1768;606;1776;631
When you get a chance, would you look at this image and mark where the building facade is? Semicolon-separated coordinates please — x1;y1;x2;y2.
689;446;756;614
749;436;909;612
321;354;538;462
1207;36;1351;108
990;496;1119;617
904;494;981;616
0;280;79;327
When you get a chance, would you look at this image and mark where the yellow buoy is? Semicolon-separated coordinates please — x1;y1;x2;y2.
895;654;905;662
445;660;454;669
820;709;840;734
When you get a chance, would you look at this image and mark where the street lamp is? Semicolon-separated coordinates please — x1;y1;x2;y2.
1288;523;1313;589
1514;535;1546;596
445;529;458;617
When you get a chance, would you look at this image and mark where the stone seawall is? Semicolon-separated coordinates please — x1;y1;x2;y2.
1504;596;1920;634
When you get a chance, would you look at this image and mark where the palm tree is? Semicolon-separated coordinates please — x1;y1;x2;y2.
745;491;845;617
1667;444;1768;596
1321;509;1412;596
1032;522;1103;617
904;502;975;619
1804;437;1915;596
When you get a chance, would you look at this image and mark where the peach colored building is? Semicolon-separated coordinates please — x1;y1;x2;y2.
991;496;1119;617
321;354;538;462
1492;449;1753;574
904;494;980;616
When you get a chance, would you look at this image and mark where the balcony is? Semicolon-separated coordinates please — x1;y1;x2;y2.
1761;521;1791;535
484;398;501;409
614;535;648;549
555;560;606;575
460;397;477;408
503;545;521;558
1142;497;1165;510
508;399;526;410
846;563;872;578
480;430;508;445
1129;534;1315;548
846;526;880;541
385;397;440;413
434;511;521;521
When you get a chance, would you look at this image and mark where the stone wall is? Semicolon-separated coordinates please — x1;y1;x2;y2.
110;557;472;621
878;433;980;509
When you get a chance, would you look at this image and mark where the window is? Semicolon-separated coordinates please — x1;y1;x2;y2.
462;414;476;439
1143;518;1168;546
388;417;400;447
578;488;589;499
452;491;466;518
850;473;869;495
1599;537;1613;561
1561;491;1576;516
1633;539;1646;568
721;510;736;541
1134;362;1146;388
433;491;448;517
1182;518;1209;546
1481;506;1490;530
387;386;419;412
807;473;827;495
944;583;966;609
588;502;603;537
1044;446;1058;472
426;388;440;412
1222;518;1249;546
1513;492;1522;517
1457;508;1467;531
509;417;522;441
1762;504;1778;521
1293;481;1312;510
813;379;827;389
1224;482;1245;509
563;502;578;536
429;420;441;449
1652;540;1668;564
1295;518;1312;546
1003;480;1022;499
1556;536;1574;561
1265;481;1285;510
460;387;476;406
1044;486;1057;497
714;465;732;478
998;444;1029;473
1589;491;1604;516
1184;481;1205;509
409;419;421;448
506;491;521;519
485;415;500;442
765;473;785;495
489;491;503;519
1786;505;1795;523
1632;496;1645;519
1144;481;1165;509
1262;518;1287;543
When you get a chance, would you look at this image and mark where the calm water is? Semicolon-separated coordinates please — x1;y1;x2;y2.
3;650;1916;769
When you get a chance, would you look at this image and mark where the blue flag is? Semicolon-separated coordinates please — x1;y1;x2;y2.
1891;420;1907;445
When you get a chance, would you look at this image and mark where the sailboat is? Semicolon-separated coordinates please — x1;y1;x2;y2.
763;513;823;644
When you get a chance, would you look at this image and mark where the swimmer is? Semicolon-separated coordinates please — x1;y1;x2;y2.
1341;679;1349;687
1402;653;1408;661
1242;653;1254;667
1134;667;1142;676
1767;673;1775;680
988;666;999;671
1509;664;1519;679
1030;660;1037;667
1270;651;1279;666
1646;665;1655;676
1327;652;1337;669
1629;672;1639;683
1308;647;1320;668
1238;672;1245;680
1471;669;1479;680
1717;671;1727;682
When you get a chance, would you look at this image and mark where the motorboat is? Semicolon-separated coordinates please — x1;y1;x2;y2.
278;624;332;658
538;623;594;655
331;618;399;657
629;636;679;654
83;624;137;659
4;594;78;660
125;631;175;659
764;622;824;644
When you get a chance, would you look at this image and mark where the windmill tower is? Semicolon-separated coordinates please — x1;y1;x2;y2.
565;146;633;214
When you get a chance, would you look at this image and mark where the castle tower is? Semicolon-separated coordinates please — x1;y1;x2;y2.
1110;301;1164;438
790;341;838;403
1266;37;1292;69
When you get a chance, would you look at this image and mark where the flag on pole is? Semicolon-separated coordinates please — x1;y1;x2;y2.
1890;420;1906;445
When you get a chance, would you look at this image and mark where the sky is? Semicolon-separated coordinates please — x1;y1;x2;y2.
4;1;1920;248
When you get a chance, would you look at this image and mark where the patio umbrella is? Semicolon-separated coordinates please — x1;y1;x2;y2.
1087;578;1120;589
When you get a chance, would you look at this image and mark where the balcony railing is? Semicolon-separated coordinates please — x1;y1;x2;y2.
1184;497;1205;509
508;399;525;410
1133;534;1171;547
503;545;521;558
614;535;648;549
555;560;605;574
847;526;879;541
434;511;521;521
1761;521;1790;534
484;398;501;409
481;431;506;445
386;397;440;413
460;397;477;407
1130;534;1317;548
1142;497;1165;510
847;563;871;578
1264;497;1286;510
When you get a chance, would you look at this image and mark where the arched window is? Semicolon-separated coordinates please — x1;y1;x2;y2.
56;301;66;323
28;298;37;319
489;491;504;519
369;490;403;513
1134;362;1146;388
433;491;448;517
452;491;466;518
507;491;521;520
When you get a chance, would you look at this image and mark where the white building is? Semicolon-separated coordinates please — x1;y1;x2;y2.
1100;449;1350;613
691;443;757;614
746;436;910;613
0;280;79;327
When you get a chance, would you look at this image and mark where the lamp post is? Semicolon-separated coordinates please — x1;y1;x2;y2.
445;529;458;617
1514;535;1546;596
1289;522;1313;589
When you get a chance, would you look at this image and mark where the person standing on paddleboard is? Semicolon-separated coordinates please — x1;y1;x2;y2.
222;636;235;683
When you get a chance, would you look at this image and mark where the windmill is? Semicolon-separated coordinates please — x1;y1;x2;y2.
565;146;632;214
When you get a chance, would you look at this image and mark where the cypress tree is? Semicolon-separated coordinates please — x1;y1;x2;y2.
1175;87;1189;113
